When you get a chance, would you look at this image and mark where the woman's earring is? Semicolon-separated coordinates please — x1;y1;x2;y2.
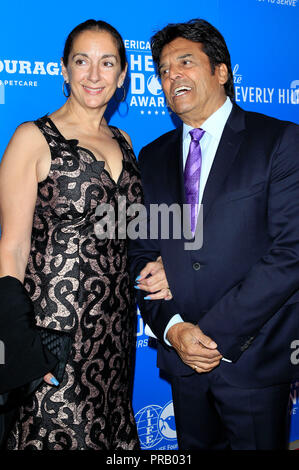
115;82;129;117
62;80;70;98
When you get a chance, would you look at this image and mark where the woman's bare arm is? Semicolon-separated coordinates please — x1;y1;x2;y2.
0;122;47;282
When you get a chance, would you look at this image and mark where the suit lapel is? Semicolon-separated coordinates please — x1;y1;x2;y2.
201;104;246;221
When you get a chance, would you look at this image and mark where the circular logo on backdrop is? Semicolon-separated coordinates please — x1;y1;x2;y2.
147;74;163;96
135;401;177;449
158;401;177;440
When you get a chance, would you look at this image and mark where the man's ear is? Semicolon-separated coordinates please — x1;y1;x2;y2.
217;63;228;86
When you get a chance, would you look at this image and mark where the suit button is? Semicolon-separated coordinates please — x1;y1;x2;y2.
193;262;201;271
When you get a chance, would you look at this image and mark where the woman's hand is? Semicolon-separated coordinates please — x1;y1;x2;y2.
43;372;59;387
134;256;172;300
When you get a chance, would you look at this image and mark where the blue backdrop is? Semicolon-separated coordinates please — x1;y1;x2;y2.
1;0;298;450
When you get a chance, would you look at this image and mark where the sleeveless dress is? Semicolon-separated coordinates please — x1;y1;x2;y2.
6;116;142;450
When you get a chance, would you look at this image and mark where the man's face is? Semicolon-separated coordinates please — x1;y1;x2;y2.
159;37;228;127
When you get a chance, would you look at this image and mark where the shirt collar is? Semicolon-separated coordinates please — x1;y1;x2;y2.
183;97;233;141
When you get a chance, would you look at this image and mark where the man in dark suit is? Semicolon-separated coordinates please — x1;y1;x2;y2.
128;19;299;450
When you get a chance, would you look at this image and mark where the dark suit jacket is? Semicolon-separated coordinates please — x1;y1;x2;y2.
128;103;299;388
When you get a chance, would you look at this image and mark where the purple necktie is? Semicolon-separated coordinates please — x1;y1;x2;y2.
184;128;205;235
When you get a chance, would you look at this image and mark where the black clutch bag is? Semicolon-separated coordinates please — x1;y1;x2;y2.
0;276;72;397
0;276;72;446
37;327;72;383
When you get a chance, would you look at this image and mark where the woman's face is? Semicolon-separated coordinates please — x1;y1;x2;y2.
62;29;127;111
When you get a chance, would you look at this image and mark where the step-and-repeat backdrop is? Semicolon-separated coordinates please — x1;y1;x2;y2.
0;0;298;450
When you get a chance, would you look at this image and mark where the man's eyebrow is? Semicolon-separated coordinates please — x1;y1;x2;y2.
159;53;193;70
177;53;193;60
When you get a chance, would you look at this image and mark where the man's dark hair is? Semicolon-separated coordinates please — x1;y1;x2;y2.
151;18;234;100
62;19;127;71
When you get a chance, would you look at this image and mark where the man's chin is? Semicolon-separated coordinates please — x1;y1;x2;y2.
168;105;189;117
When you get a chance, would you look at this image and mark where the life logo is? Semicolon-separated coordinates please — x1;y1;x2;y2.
135;401;177;449
125;38;168;116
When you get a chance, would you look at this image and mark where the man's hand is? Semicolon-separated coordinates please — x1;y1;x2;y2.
166;322;222;373
135;256;172;300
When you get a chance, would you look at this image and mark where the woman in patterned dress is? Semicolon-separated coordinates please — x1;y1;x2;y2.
0;20;170;450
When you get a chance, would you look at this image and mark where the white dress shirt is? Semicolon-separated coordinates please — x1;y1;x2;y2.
145;97;233;361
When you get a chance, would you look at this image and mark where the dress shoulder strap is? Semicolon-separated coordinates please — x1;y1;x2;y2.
33;115;62;146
